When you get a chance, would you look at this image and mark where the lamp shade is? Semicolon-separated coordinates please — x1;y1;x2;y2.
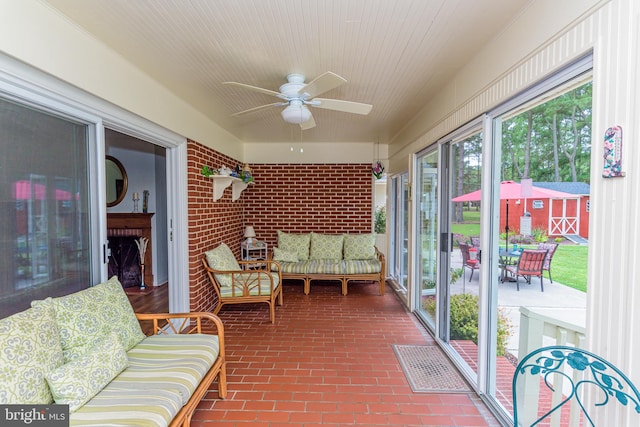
244;226;256;238
281;100;311;124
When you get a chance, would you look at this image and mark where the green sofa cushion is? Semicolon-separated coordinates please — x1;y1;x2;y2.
205;243;241;288
70;386;181;427
277;231;311;261
343;233;377;260
342;259;382;274
0;302;64;404
305;259;343;275
122;334;219;405
273;260;310;274
46;332;128;412
71;334;221;426
310;232;344;260
32;276;146;362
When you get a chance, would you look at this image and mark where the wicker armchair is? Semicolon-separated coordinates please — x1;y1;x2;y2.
203;243;283;323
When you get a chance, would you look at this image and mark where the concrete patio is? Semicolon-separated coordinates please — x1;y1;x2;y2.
449;258;586;358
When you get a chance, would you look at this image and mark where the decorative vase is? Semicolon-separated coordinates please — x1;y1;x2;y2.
140;263;146;290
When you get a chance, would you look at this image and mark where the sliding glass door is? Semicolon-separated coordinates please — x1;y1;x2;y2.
0;97;92;317
389;173;410;293
414;150;439;327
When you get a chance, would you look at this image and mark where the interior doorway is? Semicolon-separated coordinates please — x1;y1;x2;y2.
105;129;169;303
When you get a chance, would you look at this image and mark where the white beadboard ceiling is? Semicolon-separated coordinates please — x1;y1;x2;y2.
43;0;531;144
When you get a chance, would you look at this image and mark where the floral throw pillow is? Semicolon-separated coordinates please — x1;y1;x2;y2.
343;233;377;260
46;332;128;412
32;276;145;362
277;231;311;261
0;303;64;404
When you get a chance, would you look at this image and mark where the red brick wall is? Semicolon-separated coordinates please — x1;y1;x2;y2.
187;141;244;312
186;145;374;311
243;164;373;249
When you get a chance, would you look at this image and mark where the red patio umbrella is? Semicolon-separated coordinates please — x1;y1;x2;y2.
451;180;574;248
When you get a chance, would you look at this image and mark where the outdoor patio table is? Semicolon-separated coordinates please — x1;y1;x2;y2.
499;249;522;282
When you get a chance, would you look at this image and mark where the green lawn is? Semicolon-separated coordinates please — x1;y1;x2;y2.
450;219;587;292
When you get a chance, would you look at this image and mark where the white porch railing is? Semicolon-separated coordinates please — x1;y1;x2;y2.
517;307;586;426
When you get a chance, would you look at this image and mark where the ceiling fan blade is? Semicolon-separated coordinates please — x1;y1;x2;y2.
300;72;346;98
312;98;373;115
300;114;316;130
231;102;282;116
223;81;283;99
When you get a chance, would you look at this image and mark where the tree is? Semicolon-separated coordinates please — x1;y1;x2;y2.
501;81;591;183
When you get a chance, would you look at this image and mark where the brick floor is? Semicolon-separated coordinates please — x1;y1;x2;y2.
192;281;503;426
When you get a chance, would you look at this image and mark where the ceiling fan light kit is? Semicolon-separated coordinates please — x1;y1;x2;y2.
281;100;312;124
224;72;373;129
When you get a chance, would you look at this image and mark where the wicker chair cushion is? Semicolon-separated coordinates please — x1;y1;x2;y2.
343;233;376;260
205;243;241;288
277;231;311;261
220;272;280;297
310;233;344;260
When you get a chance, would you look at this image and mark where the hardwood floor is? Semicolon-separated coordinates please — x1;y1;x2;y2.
126;284;169;335
126;283;169;313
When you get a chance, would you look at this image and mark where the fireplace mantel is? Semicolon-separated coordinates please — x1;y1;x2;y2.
107;213;154;286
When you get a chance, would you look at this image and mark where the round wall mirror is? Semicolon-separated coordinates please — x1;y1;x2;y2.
106;155;128;207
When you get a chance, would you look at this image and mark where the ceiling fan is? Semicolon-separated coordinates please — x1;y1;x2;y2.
223;72;373;130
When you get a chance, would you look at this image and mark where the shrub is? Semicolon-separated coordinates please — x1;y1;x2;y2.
374;206;386;234
531;227;548;243
423;293;512;356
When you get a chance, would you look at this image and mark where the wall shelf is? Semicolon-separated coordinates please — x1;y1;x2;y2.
210;175;252;201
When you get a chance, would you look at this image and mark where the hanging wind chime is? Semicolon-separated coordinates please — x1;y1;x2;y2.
372;140;384;179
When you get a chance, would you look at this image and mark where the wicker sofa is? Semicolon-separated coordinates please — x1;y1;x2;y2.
0;276;226;427
271;231;385;295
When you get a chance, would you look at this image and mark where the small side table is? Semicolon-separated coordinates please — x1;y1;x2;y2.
241;240;268;268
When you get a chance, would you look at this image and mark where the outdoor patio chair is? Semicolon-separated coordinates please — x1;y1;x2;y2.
512;345;640;426
459;242;480;282
537;242;559;283
202;243;283;323
504;248;547;291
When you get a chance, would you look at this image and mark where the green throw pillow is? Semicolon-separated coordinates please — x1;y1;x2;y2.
277;231;311;261
0;303;64;404
273;247;299;262
32;276;145;362
46;332;128;412
343;233;377;260
310;233;344;260
205;243;241;288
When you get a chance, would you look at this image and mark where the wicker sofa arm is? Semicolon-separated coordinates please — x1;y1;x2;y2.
135;312;225;340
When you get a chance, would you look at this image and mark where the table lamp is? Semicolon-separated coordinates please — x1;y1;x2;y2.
244;226;256;246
